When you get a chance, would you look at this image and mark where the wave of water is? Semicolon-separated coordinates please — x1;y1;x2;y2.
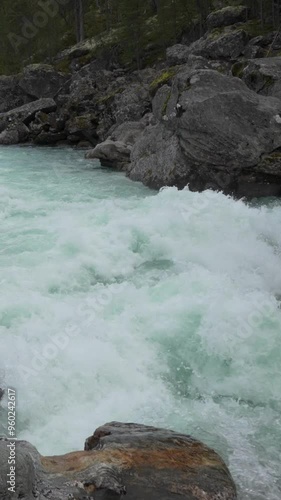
0;147;281;499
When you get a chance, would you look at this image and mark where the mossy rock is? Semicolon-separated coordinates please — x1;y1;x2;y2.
149;68;177;95
162;90;172;115
232;61;247;78
262;74;275;89
237;19;273;38
209;26;228;40
262;152;281;163
96;88;124;105
54;59;71;74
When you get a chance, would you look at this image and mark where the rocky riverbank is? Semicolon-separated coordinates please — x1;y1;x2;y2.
0;422;237;499
1;5;281;197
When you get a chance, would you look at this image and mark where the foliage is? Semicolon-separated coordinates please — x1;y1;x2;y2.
0;0;279;75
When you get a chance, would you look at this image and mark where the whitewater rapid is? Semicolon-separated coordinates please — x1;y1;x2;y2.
0;147;280;499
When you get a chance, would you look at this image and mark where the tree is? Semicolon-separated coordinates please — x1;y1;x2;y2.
74;0;85;43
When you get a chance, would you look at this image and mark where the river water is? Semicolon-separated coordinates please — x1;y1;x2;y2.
0;147;280;499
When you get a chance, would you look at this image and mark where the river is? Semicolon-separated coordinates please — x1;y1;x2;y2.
0;146;280;499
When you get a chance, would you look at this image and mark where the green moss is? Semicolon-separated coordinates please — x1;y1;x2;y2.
232;61;247;78
210;19;274;43
263;152;281;163
214;65;229;74
54;59;71;74
150;69;177;94
162;91;171;115
25;63;54;71
72;115;92;128
76;53;94;67
97;88;124;105
209;26;226;40
263;75;275;89
237;19;273;38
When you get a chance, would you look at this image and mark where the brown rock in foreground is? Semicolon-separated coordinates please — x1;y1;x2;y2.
0;422;237;499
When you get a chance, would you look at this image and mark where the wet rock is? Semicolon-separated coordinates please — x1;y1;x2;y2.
33;131;67;145
207;6;248;30
65;113;99;144
129;68;281;197
0;123;29;145
85;140;131;169
0;422;237;499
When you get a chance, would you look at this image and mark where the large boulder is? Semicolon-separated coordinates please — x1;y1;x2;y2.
108;120;145;145
0;422;237;499
189;29;248;60
97;83;152;140
239;57;281;100
0;75;29;113
0;98;57;145
65;113;99;144
19;64;69;99
129;68;281;197
0;98;57;132
166;44;191;66
207;5;248;30
86;139;131;169
0;123;29;145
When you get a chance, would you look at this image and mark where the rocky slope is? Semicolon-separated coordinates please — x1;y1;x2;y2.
1;5;281;197
0;422;237;499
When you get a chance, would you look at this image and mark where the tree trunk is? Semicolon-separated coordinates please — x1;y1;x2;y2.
74;0;84;43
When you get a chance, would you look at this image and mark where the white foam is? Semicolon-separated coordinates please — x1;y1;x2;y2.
0;147;280;499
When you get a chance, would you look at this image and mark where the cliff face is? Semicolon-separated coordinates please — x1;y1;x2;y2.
0;422;237;499
1;6;281;198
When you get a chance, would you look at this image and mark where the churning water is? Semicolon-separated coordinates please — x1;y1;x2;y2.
0;147;280;499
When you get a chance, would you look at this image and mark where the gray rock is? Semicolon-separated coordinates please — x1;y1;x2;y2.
129;69;281;197
166;44;190;66
0;123;29;145
0;129;20;145
85;139;131;169
19;64;69;99
33;131;67;145
114;84;151;125
243;44;263;59
152;85;172;121
0;75;29;113
0;98;57;145
241;57;281;99
207;5;248;30
65;113;98;144
97;83;151;140
109;121;145;145
0;98;57;132
0;422;237;500
189;29;248;60
0;440;39;499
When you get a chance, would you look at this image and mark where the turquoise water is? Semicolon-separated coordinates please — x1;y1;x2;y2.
0;146;281;499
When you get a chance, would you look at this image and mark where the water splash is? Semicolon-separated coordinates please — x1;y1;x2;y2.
0;147;280;499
